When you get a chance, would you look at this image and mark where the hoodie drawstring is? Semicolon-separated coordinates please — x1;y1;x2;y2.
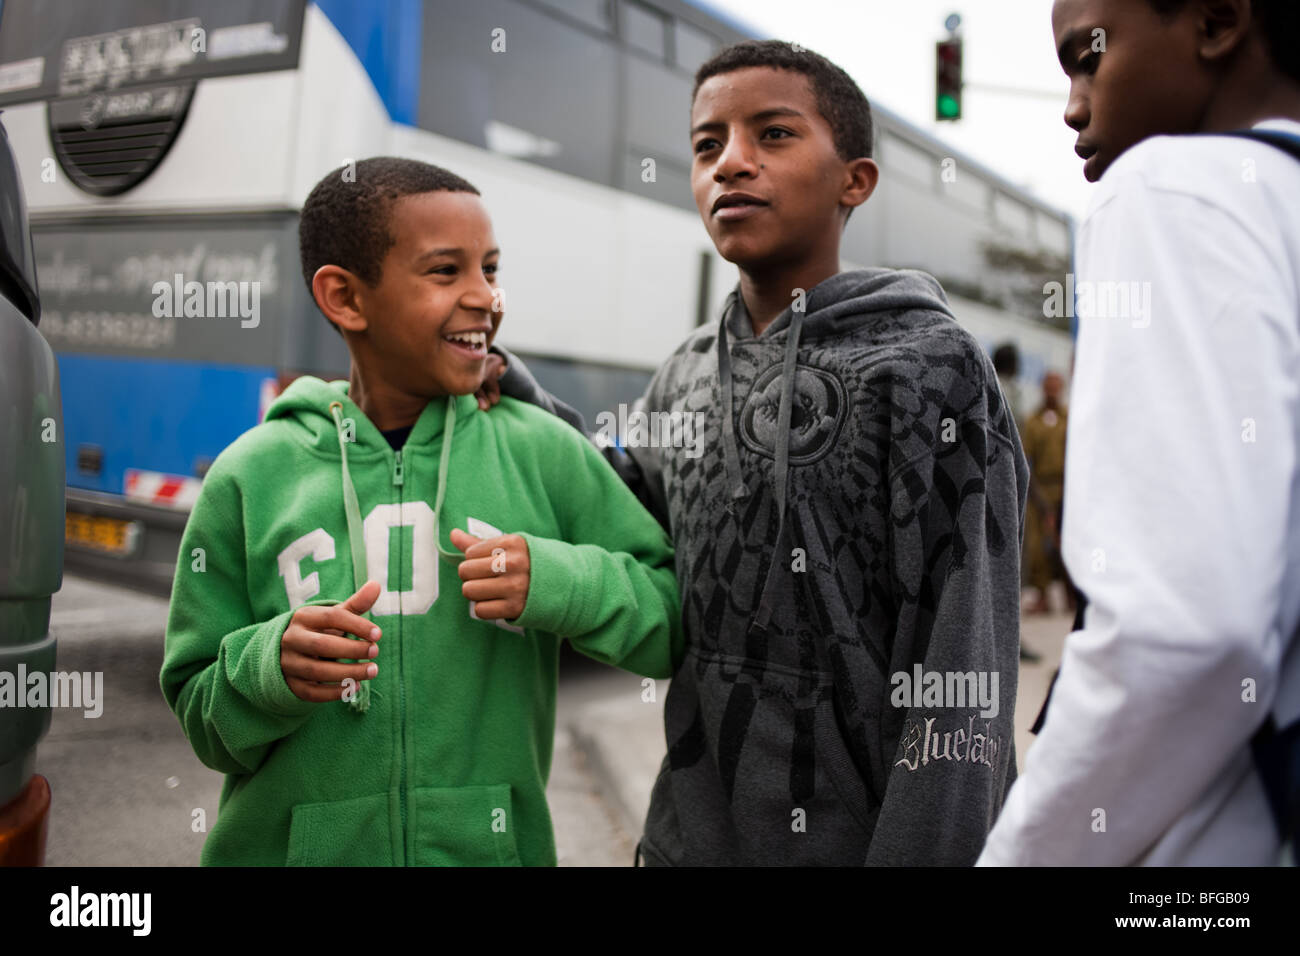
331;400;374;714
715;300;807;637
750;306;805;636
430;396;466;564
716;304;750;510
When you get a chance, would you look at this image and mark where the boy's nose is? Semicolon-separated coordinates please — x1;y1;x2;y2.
460;274;497;312
1063;87;1089;132
713;135;760;181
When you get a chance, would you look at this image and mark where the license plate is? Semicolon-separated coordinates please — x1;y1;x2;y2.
65;512;141;557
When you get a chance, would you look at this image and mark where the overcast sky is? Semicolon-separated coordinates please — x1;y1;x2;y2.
703;0;1094;222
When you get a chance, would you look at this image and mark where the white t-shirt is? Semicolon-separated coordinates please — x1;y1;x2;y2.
979;119;1300;866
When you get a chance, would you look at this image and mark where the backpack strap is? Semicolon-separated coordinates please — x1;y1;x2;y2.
1232;127;1300;857
1251;713;1300;855
1193;126;1300;858
1214;128;1300;162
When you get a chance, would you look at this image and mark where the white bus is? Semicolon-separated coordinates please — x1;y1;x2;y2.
0;0;1074;586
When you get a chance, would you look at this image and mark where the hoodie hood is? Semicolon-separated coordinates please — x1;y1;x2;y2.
263;376;476;456
715;268;956;637
723;267;955;344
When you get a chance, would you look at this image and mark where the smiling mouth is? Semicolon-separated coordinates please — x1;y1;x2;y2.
443;329;488;357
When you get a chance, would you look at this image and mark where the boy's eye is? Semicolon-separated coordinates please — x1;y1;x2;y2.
693;138;719;155
1077;52;1099;76
427;265;456;276
484;263;498;277
763;127;792;140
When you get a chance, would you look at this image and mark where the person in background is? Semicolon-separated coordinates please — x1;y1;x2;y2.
1021;370;1072;616
991;342;1042;662
991;342;1026;429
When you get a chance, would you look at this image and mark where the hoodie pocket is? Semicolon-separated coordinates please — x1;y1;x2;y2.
410;784;523;866
285;792;394;866
814;691;879;837
668;649;876;864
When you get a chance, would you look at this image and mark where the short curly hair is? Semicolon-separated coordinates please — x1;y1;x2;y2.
298;157;480;320
692;39;874;162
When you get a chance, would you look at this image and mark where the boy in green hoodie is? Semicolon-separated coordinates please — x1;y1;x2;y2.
159;157;683;866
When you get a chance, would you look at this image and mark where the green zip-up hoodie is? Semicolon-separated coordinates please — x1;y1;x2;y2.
160;376;682;866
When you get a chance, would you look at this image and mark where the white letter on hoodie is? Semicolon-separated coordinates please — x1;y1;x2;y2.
278;528;336;607
364;501;437;616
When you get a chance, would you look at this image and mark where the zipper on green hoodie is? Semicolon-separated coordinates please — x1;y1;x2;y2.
393;446;407;861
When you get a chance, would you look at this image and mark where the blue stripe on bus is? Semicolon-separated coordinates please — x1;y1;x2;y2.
314;0;422;125
57;353;274;495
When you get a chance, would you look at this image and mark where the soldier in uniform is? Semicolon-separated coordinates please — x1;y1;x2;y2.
1022;370;1071;614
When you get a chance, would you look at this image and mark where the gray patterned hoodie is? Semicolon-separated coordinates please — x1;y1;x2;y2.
500;267;1028;865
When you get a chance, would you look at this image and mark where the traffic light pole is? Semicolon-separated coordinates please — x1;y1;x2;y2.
962;81;1067;102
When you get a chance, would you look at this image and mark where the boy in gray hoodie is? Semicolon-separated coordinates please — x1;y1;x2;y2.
491;39;1028;866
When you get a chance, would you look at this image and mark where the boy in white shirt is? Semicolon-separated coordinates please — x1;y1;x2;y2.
979;0;1300;865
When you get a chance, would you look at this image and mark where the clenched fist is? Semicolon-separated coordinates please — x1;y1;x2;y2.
281;580;382;702
450;528;531;622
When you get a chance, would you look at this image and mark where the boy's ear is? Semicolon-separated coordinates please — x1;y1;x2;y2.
840;157;880;217
1196;0;1253;64
311;265;369;335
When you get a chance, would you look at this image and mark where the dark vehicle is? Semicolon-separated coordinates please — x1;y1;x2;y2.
0;112;61;865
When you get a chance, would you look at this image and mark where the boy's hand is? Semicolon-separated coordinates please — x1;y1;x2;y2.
450;528;530;621
475;351;508;411
281;580;383;703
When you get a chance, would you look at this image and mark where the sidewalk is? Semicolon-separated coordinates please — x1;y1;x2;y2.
564;609;1076;842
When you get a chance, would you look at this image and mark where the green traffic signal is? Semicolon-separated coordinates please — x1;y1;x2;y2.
936;36;963;121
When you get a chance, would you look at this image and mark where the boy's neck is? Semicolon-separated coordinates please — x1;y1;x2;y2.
348;363;440;432
1198;63;1300;133
738;253;841;337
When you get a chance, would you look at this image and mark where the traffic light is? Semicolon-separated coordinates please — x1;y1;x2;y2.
936;38;963;121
